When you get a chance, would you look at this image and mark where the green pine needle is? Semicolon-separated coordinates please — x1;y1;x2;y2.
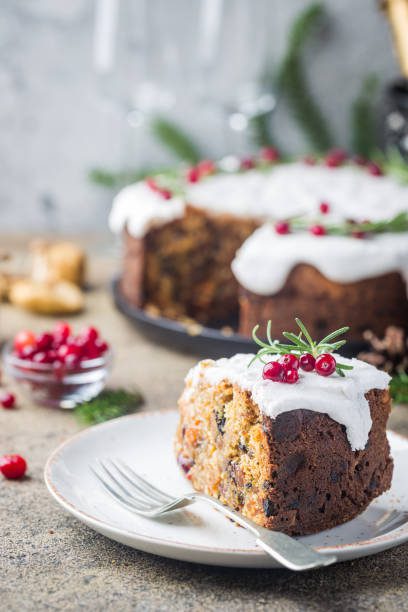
150;116;201;163
276;2;333;152
75;388;144;425
350;75;379;158
88;167;155;189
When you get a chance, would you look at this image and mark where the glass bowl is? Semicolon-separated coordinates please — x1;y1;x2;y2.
2;342;113;409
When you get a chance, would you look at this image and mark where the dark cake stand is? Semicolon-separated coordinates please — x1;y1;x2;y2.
112;278;367;359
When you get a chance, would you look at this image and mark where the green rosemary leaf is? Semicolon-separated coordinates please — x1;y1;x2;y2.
75;388;144;426
336;363;354;370
266;320;274;346
252;324;272;349
150;116;201;163
336;367;345;377
319;326;350;345
282;331;310;349
295;318;314;348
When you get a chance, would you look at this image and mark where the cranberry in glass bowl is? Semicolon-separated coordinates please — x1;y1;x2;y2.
3;323;112;409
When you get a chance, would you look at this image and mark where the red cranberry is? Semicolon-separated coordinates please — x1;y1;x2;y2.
1;392;16;409
197;160;216;176
310;224;326;236
58;343;81;362
14;330;36;353
95;340;108;354
241;157;255;170
315;353;336;376
145;177;159;192
53;322;71;342
82;326;99;344
0;454;27;479
159;189;172;200
64;354;81;369
186;167;200;183
352;230;366;239
299;353;316;372
0;455;27;479
260;147;279;162
319;202;330;214
36;332;53;351
262;361;284;382
46;350;58;362
275;221;290;235
283;369;299;384
351;155;367;166
19;345;37;360
279;354;299;370
325;148;347;168
303;155;316;165
367;162;383;177
32;351;50;364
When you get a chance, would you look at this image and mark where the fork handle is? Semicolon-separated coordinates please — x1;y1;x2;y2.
255;530;336;571
194;493;336;571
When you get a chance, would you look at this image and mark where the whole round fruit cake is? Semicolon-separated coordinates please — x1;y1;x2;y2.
109;150;408;340
175;320;393;535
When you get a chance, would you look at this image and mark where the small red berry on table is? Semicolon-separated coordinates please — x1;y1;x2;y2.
299;353;316;372
0;454;27;479
279;353;299;371
274;221;290;235
1;392;16;409
283;368;299;384
310;224;326;237
263;361;284;382
319;202;330;214
315;353;337;377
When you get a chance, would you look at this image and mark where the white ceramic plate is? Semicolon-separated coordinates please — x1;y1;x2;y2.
45;410;408;568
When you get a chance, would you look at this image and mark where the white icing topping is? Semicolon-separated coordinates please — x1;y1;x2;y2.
109;182;185;237
109;162;408;284
184;353;391;451
232;224;408;295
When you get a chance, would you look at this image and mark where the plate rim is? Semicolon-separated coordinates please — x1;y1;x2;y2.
44;409;408;559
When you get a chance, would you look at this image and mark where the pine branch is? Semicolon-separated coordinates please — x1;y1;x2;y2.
390;372;408;404
350;75;379;157
276;2;334;152
75;388;144;425
89;167;154;189
150;116;201;163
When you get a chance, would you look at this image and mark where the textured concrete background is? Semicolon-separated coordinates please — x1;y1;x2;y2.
0;0;399;234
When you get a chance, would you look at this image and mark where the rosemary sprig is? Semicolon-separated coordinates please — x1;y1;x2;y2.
291;211;408;236
250;318;353;377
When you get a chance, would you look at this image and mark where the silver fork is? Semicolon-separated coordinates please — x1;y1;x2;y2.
91;459;337;571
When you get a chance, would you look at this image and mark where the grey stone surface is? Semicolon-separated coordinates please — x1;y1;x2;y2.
1;241;408;611
0;0;399;234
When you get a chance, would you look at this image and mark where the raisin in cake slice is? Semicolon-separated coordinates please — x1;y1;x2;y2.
175;321;393;536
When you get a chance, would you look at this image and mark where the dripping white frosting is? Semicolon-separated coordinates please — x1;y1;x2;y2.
184;353;391;451
109;182;185;237
231;223;408;295
109;162;408;238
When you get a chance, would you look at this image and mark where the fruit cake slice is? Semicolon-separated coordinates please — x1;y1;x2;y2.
175;321;393;536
